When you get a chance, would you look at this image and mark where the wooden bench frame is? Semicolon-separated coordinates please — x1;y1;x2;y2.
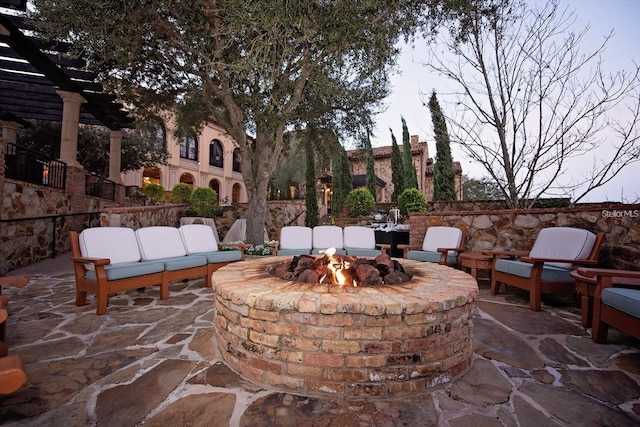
486;232;605;311
70;230;169;315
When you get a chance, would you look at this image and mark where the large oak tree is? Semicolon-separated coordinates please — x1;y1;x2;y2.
30;0;429;243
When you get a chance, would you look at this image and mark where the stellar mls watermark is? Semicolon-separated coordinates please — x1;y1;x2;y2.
601;209;639;218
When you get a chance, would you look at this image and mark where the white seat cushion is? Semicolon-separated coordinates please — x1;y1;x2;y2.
280;226;312;250
135;226;187;261
422;227;463;255
529;227;596;269
313;226;344;250
179;224;219;254
344;226;376;250
79;227;140;265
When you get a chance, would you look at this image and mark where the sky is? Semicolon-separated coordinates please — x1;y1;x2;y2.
369;0;640;203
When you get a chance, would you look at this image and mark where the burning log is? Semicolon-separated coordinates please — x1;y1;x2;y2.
271;251;411;287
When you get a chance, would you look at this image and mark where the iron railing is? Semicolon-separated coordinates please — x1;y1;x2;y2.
4;143;67;190
85;173;116;200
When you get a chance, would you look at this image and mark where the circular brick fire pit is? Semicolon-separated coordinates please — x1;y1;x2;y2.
212;256;478;399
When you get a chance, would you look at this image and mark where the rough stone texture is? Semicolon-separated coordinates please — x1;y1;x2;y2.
1;255;638;426
449;358;512;406
473;318;544;370
409;205;640;270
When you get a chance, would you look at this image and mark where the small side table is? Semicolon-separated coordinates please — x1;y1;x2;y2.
459;253;493;282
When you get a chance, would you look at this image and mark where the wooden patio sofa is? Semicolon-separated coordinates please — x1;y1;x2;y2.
70;225;241;315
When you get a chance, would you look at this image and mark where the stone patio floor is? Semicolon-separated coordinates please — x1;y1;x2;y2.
1;253;639;426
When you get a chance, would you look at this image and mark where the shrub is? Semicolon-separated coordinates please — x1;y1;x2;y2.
189;187;218;217
171;183;192;204
398;188;427;215
345;188;375;217
142;183;165;204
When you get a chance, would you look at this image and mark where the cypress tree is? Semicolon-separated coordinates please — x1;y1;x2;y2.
365;132;377;202
390;129;405;202
429;91;457;201
304;130;319;227
401;117;418;189
331;146;352;216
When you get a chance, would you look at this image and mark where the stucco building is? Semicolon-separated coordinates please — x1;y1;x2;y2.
346;135;463;203
121;114;248;205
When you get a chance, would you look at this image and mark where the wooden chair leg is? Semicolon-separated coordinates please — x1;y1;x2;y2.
0;354;27;395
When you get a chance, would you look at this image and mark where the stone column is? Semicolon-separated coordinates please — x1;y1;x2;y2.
56;90;86;168
1;121;21;143
108;130;123;183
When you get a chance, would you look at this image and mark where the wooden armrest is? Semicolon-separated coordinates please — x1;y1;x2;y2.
0;354;27;395
520;257;598;265
70;256;111;267
436;247;466;254
0;275;29;289
483;250;528;259
576;268;640;279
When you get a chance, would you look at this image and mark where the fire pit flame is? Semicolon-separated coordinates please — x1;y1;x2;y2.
322;247;356;287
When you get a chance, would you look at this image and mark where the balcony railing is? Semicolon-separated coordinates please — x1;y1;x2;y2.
4;143;67;190
85;173;115;200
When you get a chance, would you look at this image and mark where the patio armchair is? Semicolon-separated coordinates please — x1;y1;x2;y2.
392;226;466;266
273;226;313;256
487;227;605;312
343;226;381;257
573;267;640;344
312;225;347;255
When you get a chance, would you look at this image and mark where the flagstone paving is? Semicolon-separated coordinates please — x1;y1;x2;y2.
0;254;638;426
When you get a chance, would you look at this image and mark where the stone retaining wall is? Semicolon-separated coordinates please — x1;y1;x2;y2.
408;204;640;270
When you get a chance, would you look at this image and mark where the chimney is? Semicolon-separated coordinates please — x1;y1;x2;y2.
410;135;419;144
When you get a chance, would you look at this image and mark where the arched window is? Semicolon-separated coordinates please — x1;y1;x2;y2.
179;135;198;161
139;118;167;152
142;167;161;187
209;179;221;204
180;173;194;188
232;183;241;203
232;148;242;172
209;139;224;167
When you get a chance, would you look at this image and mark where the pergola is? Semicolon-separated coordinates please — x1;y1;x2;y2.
0;6;135;181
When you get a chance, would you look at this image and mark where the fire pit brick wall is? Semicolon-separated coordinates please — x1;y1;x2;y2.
213;257;478;399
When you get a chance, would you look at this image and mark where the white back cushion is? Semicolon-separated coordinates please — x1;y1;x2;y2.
313;226;344;250
79;227;140;265
135;226;187;261
530;227;596;269
280;226;313;250
422;227;463;254
179;224;218;254
344;226;376;250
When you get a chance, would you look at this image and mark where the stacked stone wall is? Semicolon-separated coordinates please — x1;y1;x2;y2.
408;204;640;270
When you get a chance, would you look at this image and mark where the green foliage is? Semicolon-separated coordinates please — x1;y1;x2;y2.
401;117;418;189
398;188;427;215
30;0;428;243
365;132;377;202
189;187;219;217
429;91;457;201
345;188;376;217
304;131;319;227
16;119;169;175
171;183;193;204
331;146;353;216
143;183;165;204
390;130;405;202
462;175;503;201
